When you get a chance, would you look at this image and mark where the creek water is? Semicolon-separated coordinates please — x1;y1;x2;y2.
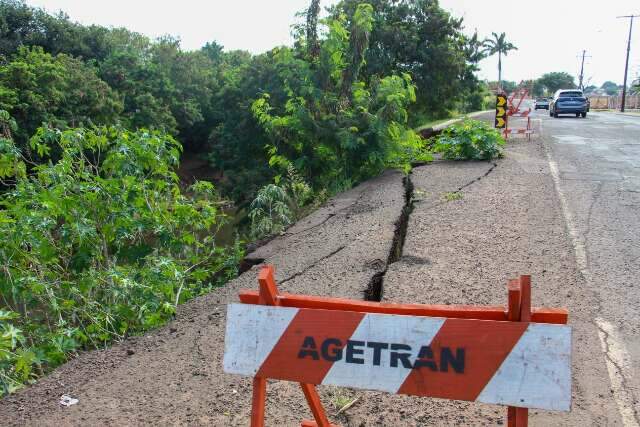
216;205;248;247
177;152;249;247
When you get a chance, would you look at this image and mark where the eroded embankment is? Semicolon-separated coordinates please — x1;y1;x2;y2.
0;170;409;426
0;140;618;426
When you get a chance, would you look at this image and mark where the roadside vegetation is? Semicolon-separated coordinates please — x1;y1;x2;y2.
443;191;464;202
0;0;506;394
0;123;243;394
432;120;505;161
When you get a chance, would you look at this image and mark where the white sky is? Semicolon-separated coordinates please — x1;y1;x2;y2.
26;0;640;87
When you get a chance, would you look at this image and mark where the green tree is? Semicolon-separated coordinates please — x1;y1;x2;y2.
0;0;73;57
583;85;597;95
0;124;242;394
97;35;220;147
516;79;544;97
305;0;321;59
330;0;484;117
483;32;517;91
601;81;620;96
205;49;283;204
252;3;430;194
489;80;516;94
537;72;576;95
0;0;149;62
0;46;122;148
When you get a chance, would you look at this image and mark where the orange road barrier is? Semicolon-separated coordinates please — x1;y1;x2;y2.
224;266;571;426
504;88;533;140
508;88;529;115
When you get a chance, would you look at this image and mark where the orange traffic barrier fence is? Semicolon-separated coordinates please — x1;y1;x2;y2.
224;266;571;426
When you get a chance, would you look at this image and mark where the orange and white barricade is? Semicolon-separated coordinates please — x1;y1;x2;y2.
504;89;534;140
223;266;571;426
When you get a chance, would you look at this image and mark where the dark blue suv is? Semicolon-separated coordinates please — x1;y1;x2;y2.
550;89;588;118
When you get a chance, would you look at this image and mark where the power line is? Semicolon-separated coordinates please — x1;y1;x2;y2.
616;14;639;112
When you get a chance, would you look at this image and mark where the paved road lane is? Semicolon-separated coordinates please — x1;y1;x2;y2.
537;109;640;425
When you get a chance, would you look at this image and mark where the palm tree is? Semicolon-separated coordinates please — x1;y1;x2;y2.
484;32;517;91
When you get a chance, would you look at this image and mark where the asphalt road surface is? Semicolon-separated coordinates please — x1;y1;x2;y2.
1;105;638;426
534;107;640;425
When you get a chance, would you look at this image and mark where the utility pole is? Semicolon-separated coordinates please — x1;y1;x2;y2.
577;50;591;91
617;14;639;112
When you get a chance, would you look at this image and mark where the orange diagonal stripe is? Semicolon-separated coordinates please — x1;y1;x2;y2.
398;318;528;401
257;309;365;384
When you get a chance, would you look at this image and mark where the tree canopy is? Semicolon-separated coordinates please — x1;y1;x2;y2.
483;32;517;90
0;0;489;204
0;46;122;146
536;72;576;95
600;81;620;96
328;0;487;118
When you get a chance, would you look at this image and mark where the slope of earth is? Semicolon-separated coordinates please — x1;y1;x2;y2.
0;171;408;426
1;134;620;426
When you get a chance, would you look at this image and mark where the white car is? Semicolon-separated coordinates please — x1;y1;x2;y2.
534;98;550;110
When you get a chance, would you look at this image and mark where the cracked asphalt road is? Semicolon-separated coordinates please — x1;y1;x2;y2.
1;110;638;426
539;110;640;425
0;170;409;426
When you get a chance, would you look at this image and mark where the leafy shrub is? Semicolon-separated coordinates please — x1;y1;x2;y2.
433;119;505;160
248;165;315;239
251;6;432;195
0;47;123;148
248;183;293;238
0;125;243;395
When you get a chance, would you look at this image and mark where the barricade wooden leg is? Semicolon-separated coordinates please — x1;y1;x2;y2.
506;277;529;427
508;406;528;427
251;376;267;427
507;279;521;322
251;265;281;427
299;383;335;427
519;275;531;322
255;266;338;427
258;265;281;306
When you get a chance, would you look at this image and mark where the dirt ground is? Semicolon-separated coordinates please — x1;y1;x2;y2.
0;137;621;425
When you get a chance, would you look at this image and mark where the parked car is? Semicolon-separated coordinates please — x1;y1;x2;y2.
535;98;550;110
549;89;588;118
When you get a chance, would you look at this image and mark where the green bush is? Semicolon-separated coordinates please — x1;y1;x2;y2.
433;119;505;160
0;125;243;395
248;165;317;239
251;5;432;194
248;184;293;238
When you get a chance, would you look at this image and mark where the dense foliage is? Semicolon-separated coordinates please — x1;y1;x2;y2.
0;0;499;393
329;0;487;119
0;46;123;146
253;4;431;193
433;119;505;160
0;124;242;394
0;0;488;204
600;81;620;96
535;72;576;95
